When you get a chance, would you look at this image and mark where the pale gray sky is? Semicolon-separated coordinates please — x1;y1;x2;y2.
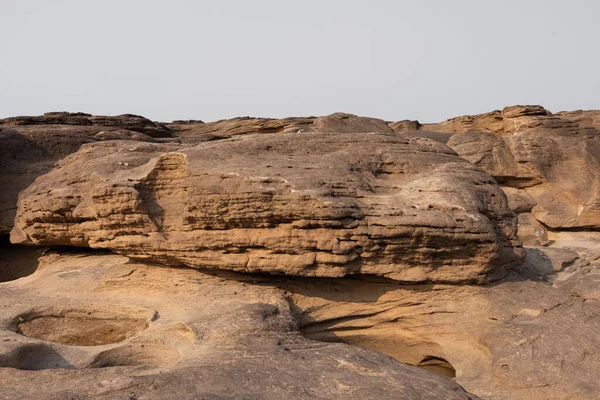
1;0;599;123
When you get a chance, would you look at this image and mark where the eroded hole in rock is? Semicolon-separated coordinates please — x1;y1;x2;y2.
16;313;148;346
417;356;456;377
0;344;75;370
88;343;180;368
302;329;457;378
0;235;42;282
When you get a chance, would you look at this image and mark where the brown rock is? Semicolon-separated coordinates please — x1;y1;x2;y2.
0;250;478;400
0;121;162;234
167;112;394;145
286;242;600;400
516;213;550;246
389;119;420;132
11;132;523;283
501;186;537;214
312;112;394;134
417;110;505;135
168;116;314;144
556;109;600;131
0;112;173;138
442;106;600;230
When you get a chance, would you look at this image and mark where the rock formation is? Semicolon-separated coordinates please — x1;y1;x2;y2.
11;132;522;283
2;107;600;399
0;112;174;235
0;251;477;400
396;105;600;246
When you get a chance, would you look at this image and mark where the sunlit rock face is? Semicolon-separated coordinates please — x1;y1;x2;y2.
394;105;600;244
12;130;522;283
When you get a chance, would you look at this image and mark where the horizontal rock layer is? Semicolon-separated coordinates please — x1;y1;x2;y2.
0;112;173;138
12;132;523;283
0;113;173;234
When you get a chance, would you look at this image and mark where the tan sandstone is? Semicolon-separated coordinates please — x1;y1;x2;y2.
11;132;523;283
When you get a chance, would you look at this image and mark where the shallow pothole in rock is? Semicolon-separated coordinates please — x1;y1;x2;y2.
303;329;458;378
15;311;149;346
417;356;456;377
0;236;43;282
0;344;75;370
89;343;180;368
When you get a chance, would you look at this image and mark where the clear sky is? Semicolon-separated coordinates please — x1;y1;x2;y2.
1;0;599;123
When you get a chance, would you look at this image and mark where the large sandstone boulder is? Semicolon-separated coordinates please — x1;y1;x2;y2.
0;111;420;235
11;132;523;283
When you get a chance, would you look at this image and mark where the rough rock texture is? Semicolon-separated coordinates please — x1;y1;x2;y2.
397;105;600;243
556;109;600;131
392;105;552;136
0;113;173;234
0;111;419;235
2;240;599;399
3;108;600;399
11;132;523;283
0;112;173;138
284;236;600;400
0;251;478;400
168;112;394;144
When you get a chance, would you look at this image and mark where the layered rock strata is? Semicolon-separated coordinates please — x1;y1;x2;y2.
0;112;174;234
11;132;523;283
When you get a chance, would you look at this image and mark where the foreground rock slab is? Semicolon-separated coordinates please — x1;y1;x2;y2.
2;241;598;399
282;241;600;400
12;132;523;283
0;251;477;400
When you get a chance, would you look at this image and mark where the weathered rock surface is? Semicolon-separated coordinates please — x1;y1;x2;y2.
0;113;173;234
11;132;523;283
0;112;173;138
3;107;600;400
284;238;600;400
0;111;426;235
167;112;394;144
0;251;478;400
2;241;599;399
397;105;600;243
556;109;600;131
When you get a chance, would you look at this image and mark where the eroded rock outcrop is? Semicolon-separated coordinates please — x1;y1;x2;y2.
285;238;600;400
0;112;173;138
11;132;523;283
395;105;600;243
3;108;600;400
0;113;173;234
0;251;477;400
168;112;394;144
2;239;599;399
